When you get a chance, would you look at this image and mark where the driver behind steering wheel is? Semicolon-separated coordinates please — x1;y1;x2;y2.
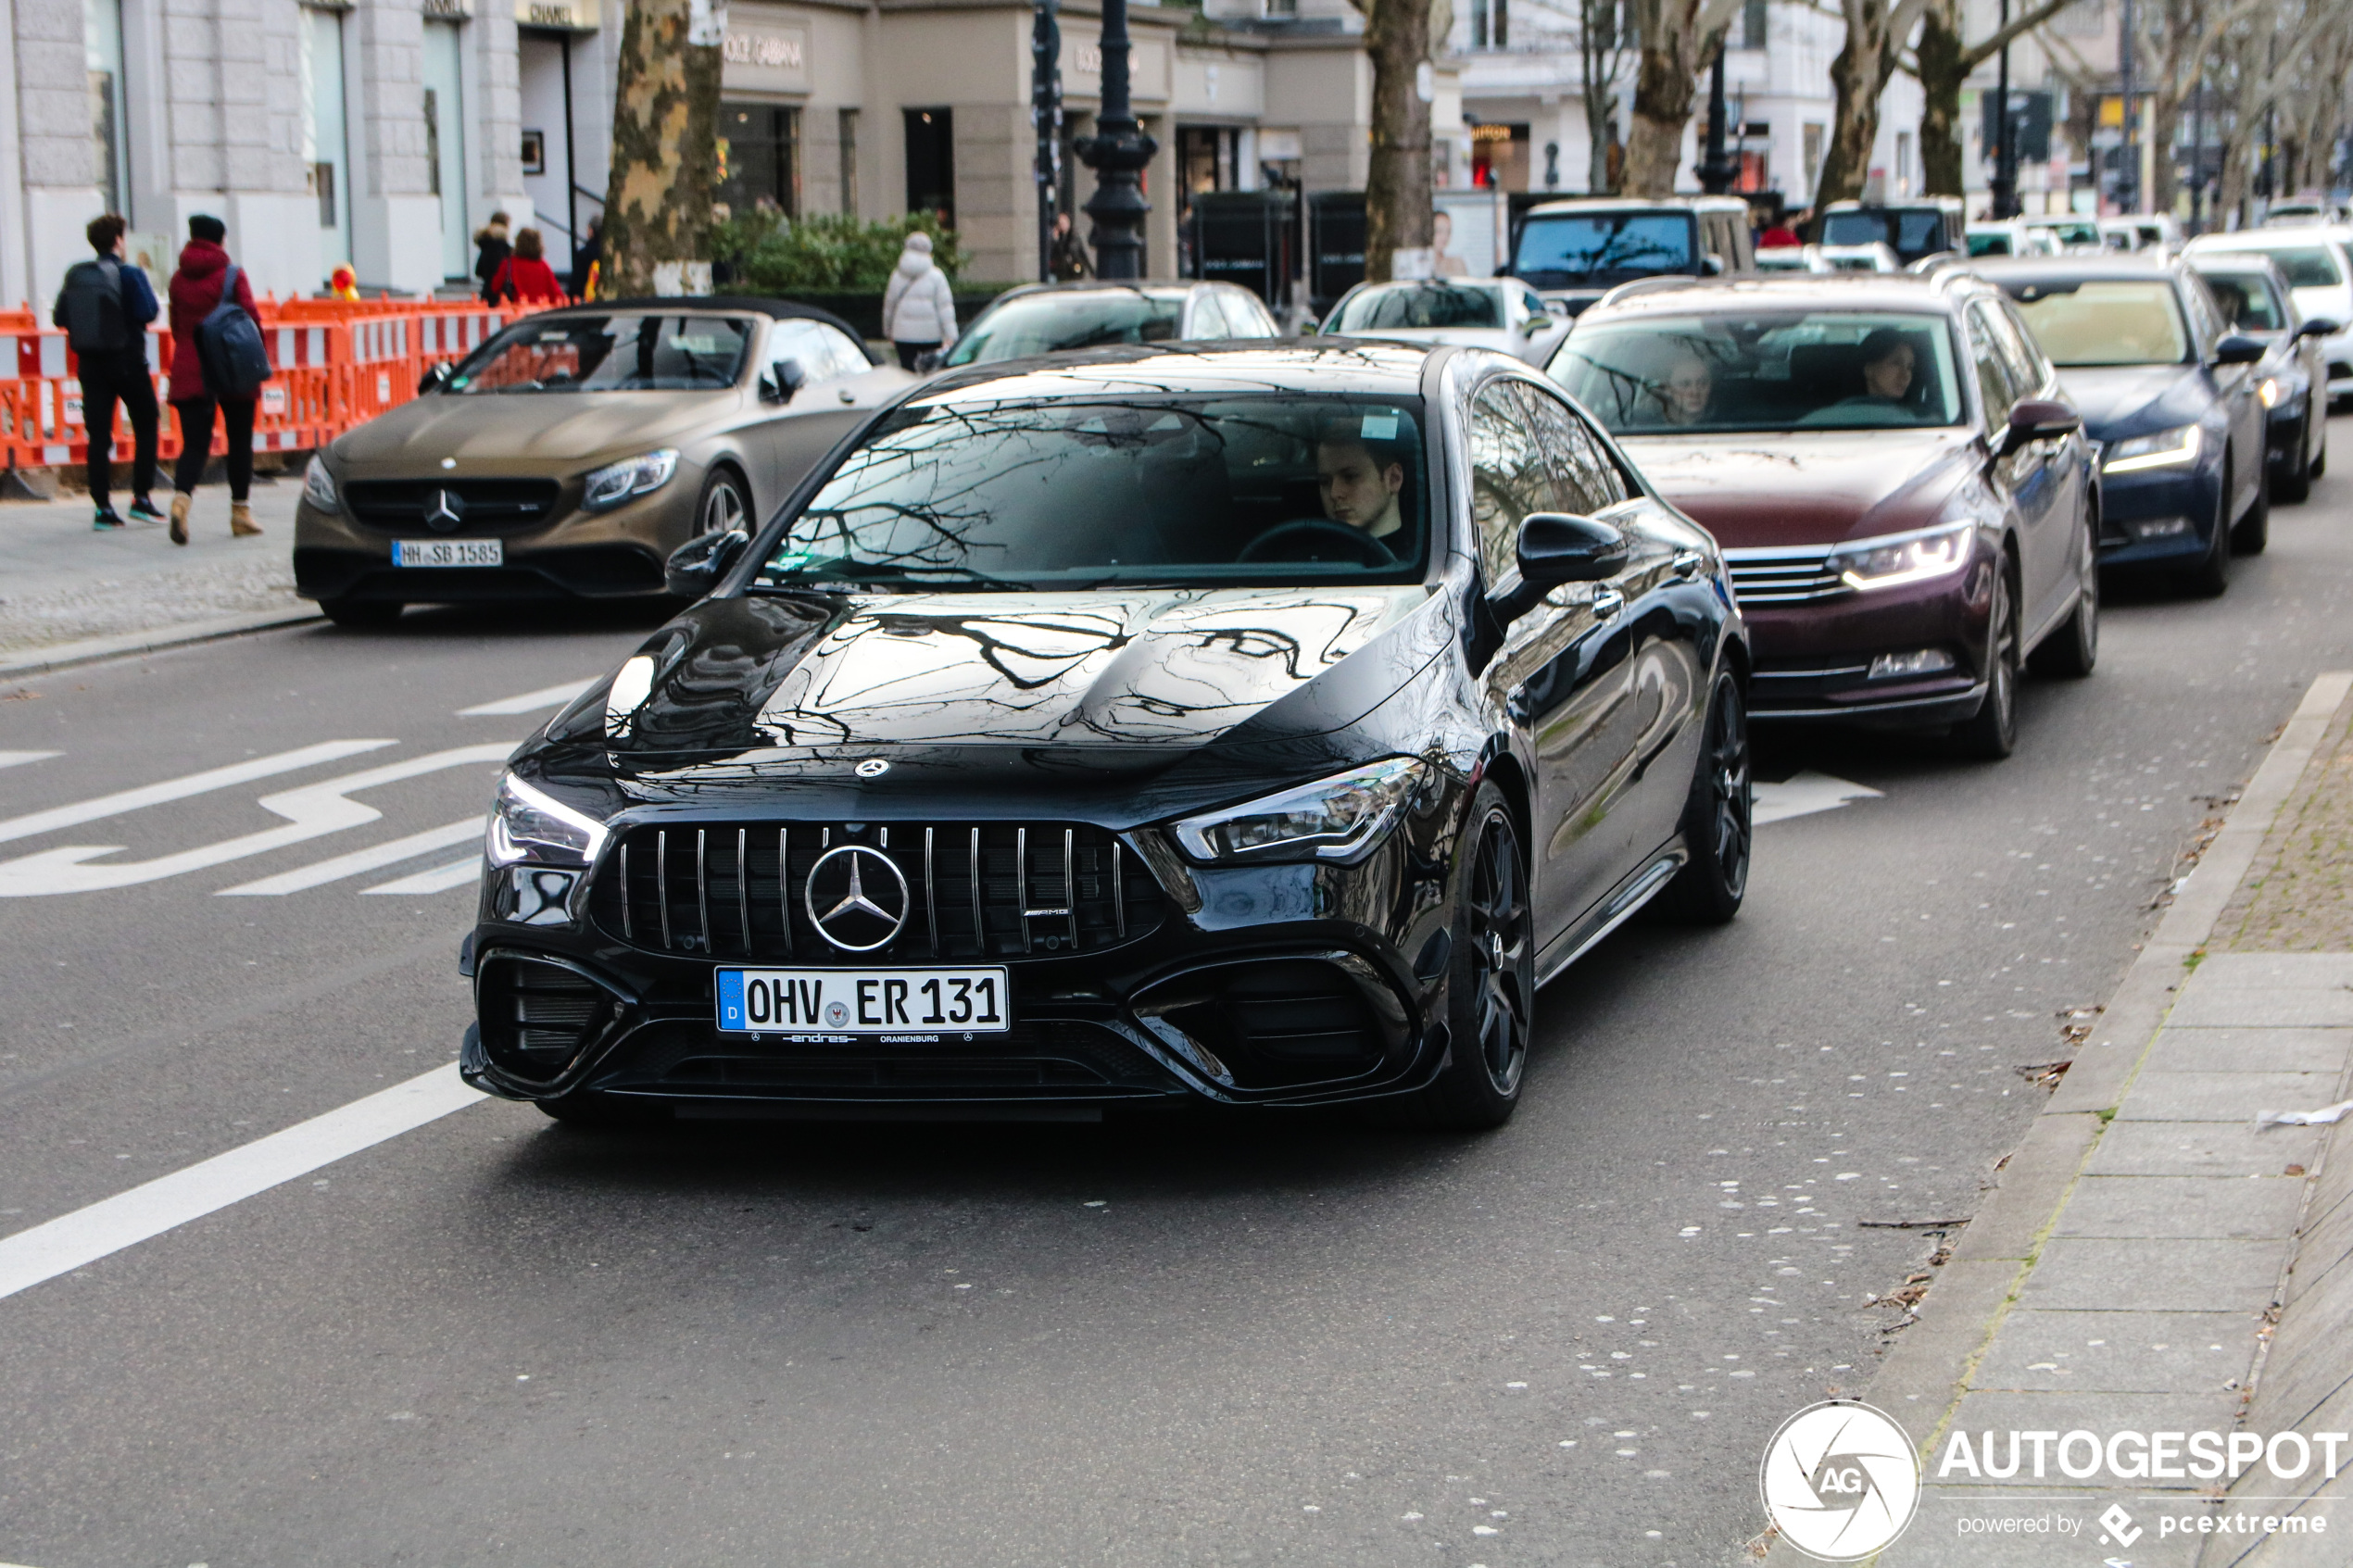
1316;423;1408;550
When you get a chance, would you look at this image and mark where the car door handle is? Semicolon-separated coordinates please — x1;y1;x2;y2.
1590;588;1626;620
1670;548;1705;580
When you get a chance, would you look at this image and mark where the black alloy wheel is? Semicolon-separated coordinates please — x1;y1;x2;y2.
697;468;750;537
1404;781;1533;1131
2231;465;2271;555
1951;564;2020;759
2028;514;2099;678
2275;411;2314;504
2184;465;2233;597
1655;671;1751;923
321;597;403;630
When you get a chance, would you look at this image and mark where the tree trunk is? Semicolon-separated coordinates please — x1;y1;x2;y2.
1625;24;1701;195
1917;0;1966;198
1814;0;1892;208
600;0;724;297
2149;72;2186;215
1363;0;1434;282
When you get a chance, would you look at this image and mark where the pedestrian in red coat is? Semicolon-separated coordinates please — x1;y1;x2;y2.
488;228;565;305
164;214;262;545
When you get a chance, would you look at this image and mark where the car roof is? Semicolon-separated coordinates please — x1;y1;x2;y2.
2187;226;2349;247
1574;273;1976;320
2185;251;2288;277
988;281;1204;303
1968;256;2188;285
1522;196;1747;216
906;341;1441;404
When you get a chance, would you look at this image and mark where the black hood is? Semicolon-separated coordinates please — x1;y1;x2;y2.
525;585;1455;819
2055;364;2211;440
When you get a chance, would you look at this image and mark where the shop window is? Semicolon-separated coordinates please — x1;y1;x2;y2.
838;107;859;214
1740;0;1767;48
1470;0;1508;47
721;102;801;219
85;0;128;216
422;19;469;282
905;107;954;229
301;5;352;267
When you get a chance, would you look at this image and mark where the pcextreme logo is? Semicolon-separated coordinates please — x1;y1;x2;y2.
1760;1400;1923;1562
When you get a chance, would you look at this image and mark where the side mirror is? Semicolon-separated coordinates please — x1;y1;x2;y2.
2213;332;2266;366
761;358;808;403
2001;396;2082;455
1520;316;1549;337
2296;317;2342;340
1700;253;1726;276
1491;512;1629;620
419;361;455;394
664;528;749;598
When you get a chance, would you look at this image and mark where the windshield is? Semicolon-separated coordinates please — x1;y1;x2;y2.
1821;209;1944;255
445;314;752;393
756;395;1428;590
2006;280;2192;366
2196;271;2286;332
2208;245;2345;288
1331;282;1503;331
2026;220;2100;246
943;292;1186;367
1552;309;1966;434
1968;232;2013;257
1512;214;1694;287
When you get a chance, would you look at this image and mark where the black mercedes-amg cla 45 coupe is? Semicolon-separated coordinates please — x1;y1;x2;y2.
460;342;1752;1130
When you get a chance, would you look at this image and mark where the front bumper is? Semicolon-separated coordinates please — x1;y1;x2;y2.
1736;551;1995;727
459;820;1457;1116
2089;463;2219;569
293;486;684;604
2322;332;2353;401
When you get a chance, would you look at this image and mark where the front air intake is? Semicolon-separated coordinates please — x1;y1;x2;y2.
475;954;620;1077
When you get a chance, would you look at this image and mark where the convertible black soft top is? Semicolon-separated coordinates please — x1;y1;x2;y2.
535;295;883;366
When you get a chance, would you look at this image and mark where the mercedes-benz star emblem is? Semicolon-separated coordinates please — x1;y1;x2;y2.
855;758;890;779
804;845;911;953
423;487;467;533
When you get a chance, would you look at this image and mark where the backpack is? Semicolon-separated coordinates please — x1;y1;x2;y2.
195;263;272;399
59;258;130;355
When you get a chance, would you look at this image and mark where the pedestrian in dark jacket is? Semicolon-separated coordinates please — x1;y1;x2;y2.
474;214;512;306
52;212;163;530
572;214;602;300
164;214;262;545
488;228;565;304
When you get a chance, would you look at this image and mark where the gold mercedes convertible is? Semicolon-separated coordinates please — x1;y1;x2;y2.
293;297;912;628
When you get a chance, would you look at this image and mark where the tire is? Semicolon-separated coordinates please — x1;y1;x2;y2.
2312;425;2327;478
537;1092;669;1128
1950;564;2020;760
694;466;750;538
2274;412;2313;505
320;597;403;630
2182;469;2231;598
1653;671;1751;924
2027;517;2099;679
1397;781;1532;1132
2231;465;2271;555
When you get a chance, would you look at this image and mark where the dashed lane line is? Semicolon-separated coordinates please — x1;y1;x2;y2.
0;750;61;771
459;679;594;717
218;818;484;897
0;740;393;847
364;857;484;895
0;1064;486;1303
1753;771;1885;826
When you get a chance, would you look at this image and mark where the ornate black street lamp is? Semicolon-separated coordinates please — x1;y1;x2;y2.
1695;45;1735;195
1990;0;2018;219
1033;0;1063;282
1075;0;1156;280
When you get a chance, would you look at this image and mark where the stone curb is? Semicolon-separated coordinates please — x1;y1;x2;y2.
0;606;324;680
1761;671;2353;1566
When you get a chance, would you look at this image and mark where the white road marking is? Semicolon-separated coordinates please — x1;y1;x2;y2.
0;740;392;847
0;750;61;771
0;744;508;897
217;817;485;896
459;679;593;717
0;1064;485;1303
1753;771;1885;826
364;857;484;895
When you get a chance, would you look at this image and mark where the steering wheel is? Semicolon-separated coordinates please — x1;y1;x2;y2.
1238;519;1396;567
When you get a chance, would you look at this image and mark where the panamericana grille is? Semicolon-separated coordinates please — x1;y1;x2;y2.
589;822;1164;961
1722;546;1846;605
345;478;563;532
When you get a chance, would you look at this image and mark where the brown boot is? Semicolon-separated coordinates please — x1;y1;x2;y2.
230;501;260;538
168;492;191;546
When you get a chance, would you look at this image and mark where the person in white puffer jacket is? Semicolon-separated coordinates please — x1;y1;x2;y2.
882;232;958;370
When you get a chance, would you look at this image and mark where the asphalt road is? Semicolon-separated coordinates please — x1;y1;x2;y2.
2;431;2348;1568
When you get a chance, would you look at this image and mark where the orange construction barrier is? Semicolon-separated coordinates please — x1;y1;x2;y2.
0;295;557;474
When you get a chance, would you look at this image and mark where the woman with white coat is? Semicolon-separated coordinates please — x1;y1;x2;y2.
882;232;958;370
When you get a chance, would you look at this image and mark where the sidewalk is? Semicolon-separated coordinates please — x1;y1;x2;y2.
0;483;308;664
1825;673;2353;1566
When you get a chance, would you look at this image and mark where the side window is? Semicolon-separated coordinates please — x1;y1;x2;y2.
1468;382;1552;584
1984;300;2045;397
812;322;870;380
2180;277;2224;349
1226;289;1271;336
1964;306;2020;426
1187;292;1227;338
1519;288;1548;322
1511;381;1629;515
771;320;861;383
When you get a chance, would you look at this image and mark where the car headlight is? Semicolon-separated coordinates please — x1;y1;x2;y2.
2259;376;2285;408
2103;424;2201;473
485;773;611;869
1826;523;1973;593
581;449;680;512
1171;758;1428;864
302;454;339;513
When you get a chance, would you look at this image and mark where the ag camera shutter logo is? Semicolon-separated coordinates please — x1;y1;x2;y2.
1759;1401;1922;1561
